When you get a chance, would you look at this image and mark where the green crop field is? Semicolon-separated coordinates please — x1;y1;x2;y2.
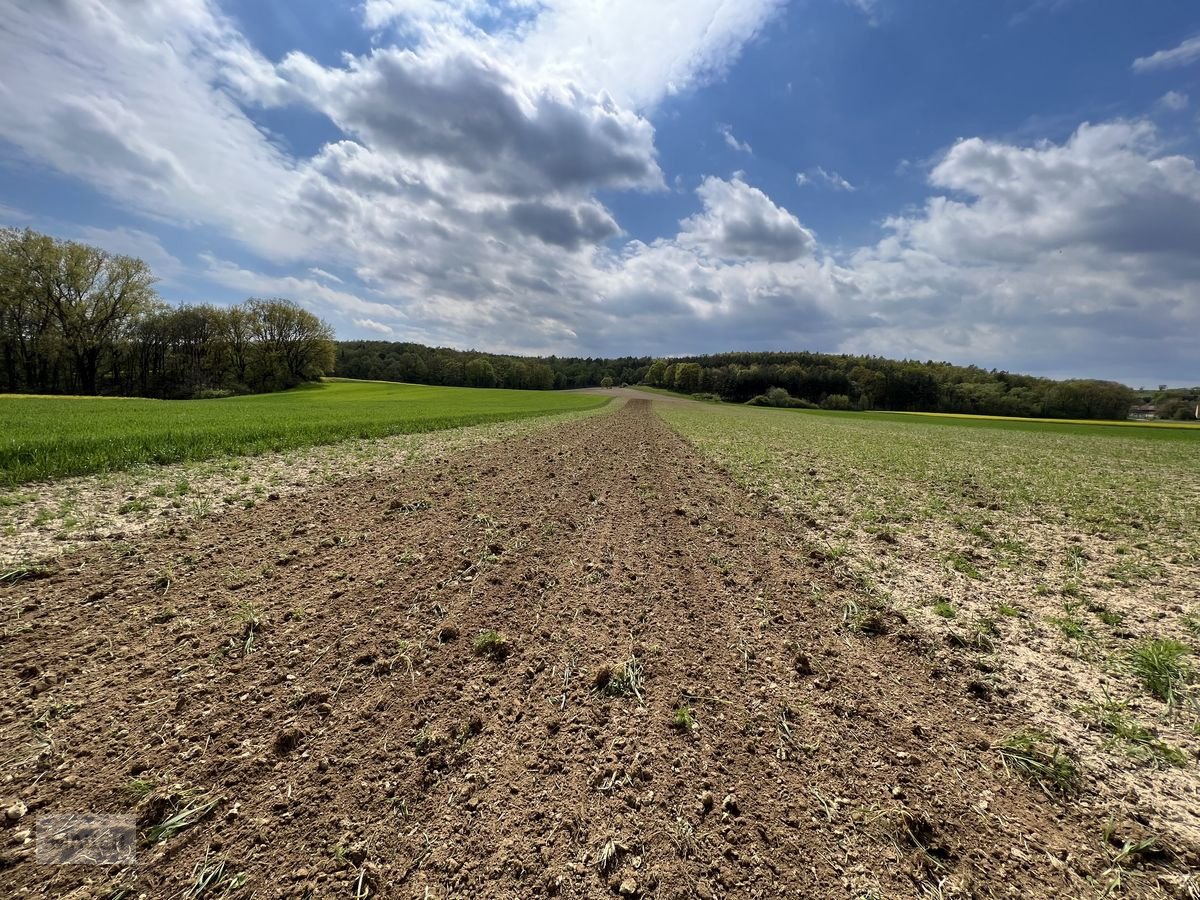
0;379;608;485
659;404;1200;563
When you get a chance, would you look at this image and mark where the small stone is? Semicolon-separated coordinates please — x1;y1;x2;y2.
722;794;740;816
698;791;714;814
5;802;27;822
618;878;639;897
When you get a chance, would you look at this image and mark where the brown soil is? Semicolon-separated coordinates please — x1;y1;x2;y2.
0;401;1159;898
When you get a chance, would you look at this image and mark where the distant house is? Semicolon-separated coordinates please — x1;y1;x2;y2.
1129;403;1157;420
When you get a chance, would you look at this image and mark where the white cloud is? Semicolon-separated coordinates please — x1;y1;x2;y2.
718;123;753;154
502;0;787;110
354;317;396;335
843;120;1200;378
200;255;406;324
796;166;855;191
677;176;815;262
358;0;786;111
888;121;1200;264
1132;35;1200;73
0;0;304;261
1156;90;1189;112
309;267;344;283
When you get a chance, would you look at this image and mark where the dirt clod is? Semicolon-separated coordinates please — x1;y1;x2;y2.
273;727;305;756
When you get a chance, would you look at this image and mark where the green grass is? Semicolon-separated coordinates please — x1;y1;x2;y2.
1078;697;1189;768
933;600;957;619
657;402;1198;605
995;730;1082;796
1127;639;1193;708
472;629;510;660
0;379;607;485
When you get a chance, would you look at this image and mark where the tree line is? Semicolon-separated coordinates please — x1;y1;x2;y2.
342;342;1146;420
0;229;335;398
643;352;1140;420
336;341;651;392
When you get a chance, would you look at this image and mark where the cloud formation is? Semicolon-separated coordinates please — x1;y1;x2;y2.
718;124;754;154
260;46;663;196
1132;35;1200;72
0;1;1197;382
796;166;856;191
677;177;815;262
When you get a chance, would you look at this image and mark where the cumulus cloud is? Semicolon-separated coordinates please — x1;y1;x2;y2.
889;121;1200;263
263;45;663;196
844;120;1200;379
677;176;816;262
503;199;621;249
358;0;786;111
1132;35;1200;72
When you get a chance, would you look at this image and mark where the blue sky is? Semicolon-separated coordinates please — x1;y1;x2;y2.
1;0;1198;385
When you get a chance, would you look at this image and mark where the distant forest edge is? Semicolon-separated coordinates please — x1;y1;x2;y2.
2;228;1194;420
337;341;1198;422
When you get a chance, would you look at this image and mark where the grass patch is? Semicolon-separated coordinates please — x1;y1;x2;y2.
933;600;956;619
472;629;510;660
593;658;645;703
1127;639;1194;708
0;379;608;485
1048;615;1091;641
1078;697;1189;769
671;705;697;732
0;563;48;584
945;552;981;580
144;794;219;845
995;730;1082;796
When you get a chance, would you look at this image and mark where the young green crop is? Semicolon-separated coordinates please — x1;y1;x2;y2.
0;379;607;485
657;402;1199;572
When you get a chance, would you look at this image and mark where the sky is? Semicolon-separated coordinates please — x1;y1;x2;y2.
0;1;1198;386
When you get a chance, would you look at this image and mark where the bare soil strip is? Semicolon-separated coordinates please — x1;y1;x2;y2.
0;401;1156;898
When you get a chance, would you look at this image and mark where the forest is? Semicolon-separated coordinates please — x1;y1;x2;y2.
337;342;1155;421
0;229;335;398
